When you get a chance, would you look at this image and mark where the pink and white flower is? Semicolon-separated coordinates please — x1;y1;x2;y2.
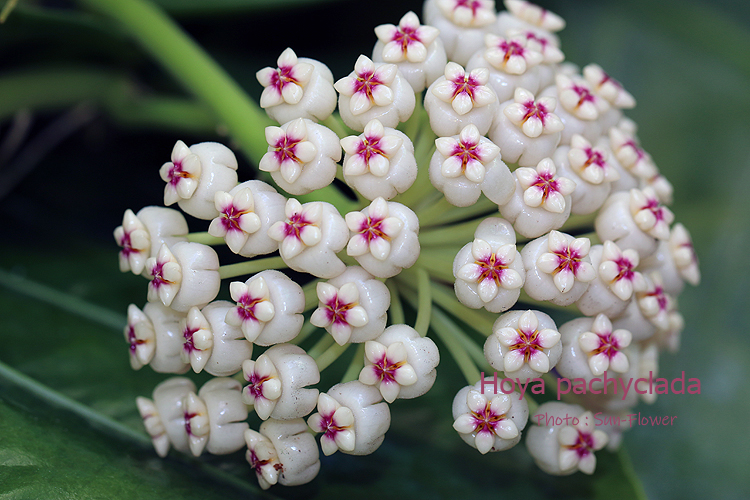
146;244;182;307
431;62;496;116
567;134;619;185
578;314;632;375
435;0;496;28
536;230;596;293
359;340;417;403
503;88;563;138
492;310;561;374
456;238;523;303
226;276;275;342
483;35;543;75
556;74;609;121
160;140;201;206
557;411;608;474
115;209;150;274
335;55;397;116
583;63;635;109
307;393;356;456
516;158;576;213
453;389;520;454
597;240;646;301
124;304;156;370
375;11;440;63
609;127;658;179
244;429;281;490
179;306;213;373
310;282;370;345
435;123;500;183
257;48;313;109
630;187;674;240
242;355;282;420
504;0;565;32
208;187;261;254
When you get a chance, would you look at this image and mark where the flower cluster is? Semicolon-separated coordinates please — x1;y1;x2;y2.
117;0;699;489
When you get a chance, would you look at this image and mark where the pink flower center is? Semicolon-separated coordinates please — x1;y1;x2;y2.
149;260;173;289
182;325;198;354
236;294;266;322
551;244;584;275
531;170;563;202
118;231;136;258
183;411;198;436
353;70;385;101
246;371;273;400
220;204;249;232
372;354;406;384
269;64;300;95
357;216;389;243
283;212;315;241
524;31;549;49
272;134;305;165
590;332;621;359
564;430;595;458
470;400;507;435
475;252;509;286
318;412;348;441
508;328;545;363
449;72;481;101
127;325;145;355
643;197;666;222
454;0;483;16
324;294;356;325
167;159;192;186
521;99;550;126
499;40;526;63
356;135;387;164
623;139;646;162
646;285;669;312
391;25;421;53
450;139;483;173
571;84;596;108
613;257;635;282
583;147;606;169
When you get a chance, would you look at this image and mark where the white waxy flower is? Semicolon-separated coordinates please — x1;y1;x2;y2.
526;402;608;476
256;419;321;487
436;0;496;27
341;119;417;200
307;393;356;456
182;390;210;456
555;74;609;121
193;301;254;377
242;344;320;420
196;378;250;455
244;429;281;490
334;55;415;131
256;48;337;123
516;159;576;213
577;314;632;376
429;124;514;207
159;141;239;220
629;187;675;240
488;310;561;376
268;199;348;279
308;382;390;456
453;217;525;312
504;0;566;32
226;270;304;345
503;88;563;138
639;223;700;295
115;206;189;276
583;63;635;109
507;29;564;65
310;266;390;345
595;189;670;259
146;242;220;313
451;378;529;454
137;377;195;457
635;272;673;332
425;63;498;137
258;118;341;195
372;12;446;92
345;197;419;278
360;325;439;401
608;127;658;180
483;34;543;76
423;0;495;65
359;341;417;403
124;304;156;370
535;231;595;293
179;306;213;373
208;180;286;258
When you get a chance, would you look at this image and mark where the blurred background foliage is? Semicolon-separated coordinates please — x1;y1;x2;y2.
1;0;749;498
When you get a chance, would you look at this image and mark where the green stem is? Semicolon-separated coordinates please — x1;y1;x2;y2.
385;278;405;325
413;267;432;336
76;0;271;163
436;197;498;225
307;333;334;359
413;250;457;283
427;280;496;335
186;232;225;245
218;256;286;279
430;307;481;385
416;196;455;226
303;280;320;311
322;113;350;139
290;319;319;345
315;341;349;372
419;217;482;247
340;343;365;383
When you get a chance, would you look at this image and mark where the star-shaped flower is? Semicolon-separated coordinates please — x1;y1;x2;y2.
146;244;182;307
630;187;674;240
503;88;563;138
495;310;561;373
504;0;565;31
244;429;281;490
340;119;403;177
567;134;619;185
516;158;576;213
242;356;282;420
453;390;519;454
436;0;496;27
346;197;404;261
557;411;608;474
335;55;397;116
375;11;440;63
669;223;700;286
556;74;609;121
124;304;156;370
434;124;500;183
268;199;323;259
225;276;276;342
310;282;369;345
159;140;201;206
484;35;543;75
431;62;496;115
179;307;213;373
583;63;635;109
114;209;150;274
456;238;523;302
609;127;658;179
207;188;262;254
637;272;673;330
307;393;356;456
256;48;314;108
359;341;417;402
183;391;210;456
508;29;564;64
536;231;595;293
597;240;646;301
259;119;318;184
578;314;632;376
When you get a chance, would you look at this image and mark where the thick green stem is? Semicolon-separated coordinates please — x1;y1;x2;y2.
76;0;270;162
419;217;482;247
340;343;364;383
315;342;349;372
430;307;481;385
303;280;320;311
385;279;405;325
218;256;286;279
413;267;432;336
427;280;496;335
307;333;334;360
186;232;225;245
